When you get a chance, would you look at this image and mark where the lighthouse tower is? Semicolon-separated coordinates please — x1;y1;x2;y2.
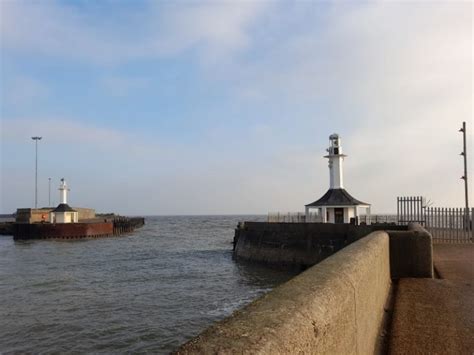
59;178;69;204
49;179;78;223
326;134;346;189
305;134;370;224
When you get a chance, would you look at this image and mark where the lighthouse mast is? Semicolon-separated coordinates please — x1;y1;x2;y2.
59;178;69;204
325;134;346;189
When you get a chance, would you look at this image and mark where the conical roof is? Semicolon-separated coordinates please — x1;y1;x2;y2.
306;188;370;207
52;203;77;212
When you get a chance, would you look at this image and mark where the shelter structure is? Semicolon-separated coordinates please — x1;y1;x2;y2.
50;179;78;223
305;134;370;224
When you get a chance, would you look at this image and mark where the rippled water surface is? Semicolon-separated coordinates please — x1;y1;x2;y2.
0;216;298;353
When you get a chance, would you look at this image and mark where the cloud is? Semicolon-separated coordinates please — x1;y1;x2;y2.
0;0;268;65
2;117;125;147
223;1;472;211
1;1;471;214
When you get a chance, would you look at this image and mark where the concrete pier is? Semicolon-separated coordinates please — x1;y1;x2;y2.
176;224;473;354
176;224;435;354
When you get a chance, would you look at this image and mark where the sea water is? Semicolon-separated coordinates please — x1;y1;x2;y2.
0;216;297;353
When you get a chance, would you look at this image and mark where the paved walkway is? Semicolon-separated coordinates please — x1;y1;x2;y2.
433;243;474;283
389;243;474;354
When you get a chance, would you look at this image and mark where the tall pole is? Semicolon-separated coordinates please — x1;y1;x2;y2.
48;177;51;206
460;122;469;211
459;122;470;231
31;136;42;208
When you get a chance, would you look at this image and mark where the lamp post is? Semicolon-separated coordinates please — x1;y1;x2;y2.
459;122;469;230
459;122;469;211
31;136;42;208
48;177;52;207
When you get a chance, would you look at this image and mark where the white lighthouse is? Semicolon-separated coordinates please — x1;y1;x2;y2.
59;178;69;204
326;134;346;189
49;178;78;223
305;134;370;224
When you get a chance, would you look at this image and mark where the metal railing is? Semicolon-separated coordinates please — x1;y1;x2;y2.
358;214;398;225
267;212;322;223
397;196;425;225
267;212;399;224
424;207;473;243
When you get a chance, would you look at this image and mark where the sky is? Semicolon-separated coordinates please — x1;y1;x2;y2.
1;0;472;215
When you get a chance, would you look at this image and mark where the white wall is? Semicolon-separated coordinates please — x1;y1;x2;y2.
50;212;78;223
56;213;66;223
327;208;334;223
345;208;355;223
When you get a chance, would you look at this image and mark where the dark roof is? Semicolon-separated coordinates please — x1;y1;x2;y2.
52;203;77;212
306;188;370;207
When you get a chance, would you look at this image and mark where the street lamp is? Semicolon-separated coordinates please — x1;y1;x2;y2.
31;136;42;208
459;122;469;211
459;122;470;231
48;177;52;207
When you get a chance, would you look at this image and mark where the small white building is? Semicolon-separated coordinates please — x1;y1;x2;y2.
50;179;78;223
305;134;370;224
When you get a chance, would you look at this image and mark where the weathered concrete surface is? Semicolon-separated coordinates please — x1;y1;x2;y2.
176;231;391;355
389;278;474;354
433;244;474;282
387;223;433;279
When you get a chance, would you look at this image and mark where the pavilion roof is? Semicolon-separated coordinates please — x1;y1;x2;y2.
306;188;370;207
51;203;77;213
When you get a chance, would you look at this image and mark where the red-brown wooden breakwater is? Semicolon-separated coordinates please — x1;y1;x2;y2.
12;217;145;240
113;217;145;236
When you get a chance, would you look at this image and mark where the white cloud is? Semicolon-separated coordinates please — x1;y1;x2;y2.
224;1;472;211
0;1;471;214
2;117;125;147
0;0;268;65
149;2;266;56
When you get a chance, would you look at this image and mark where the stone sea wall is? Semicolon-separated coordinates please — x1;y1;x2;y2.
177;231;392;354
233;221;405;269
175;223;433;353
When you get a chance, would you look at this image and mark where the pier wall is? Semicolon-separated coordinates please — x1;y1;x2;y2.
177;231;392;354
12;217;145;240
13;222;113;240
233;222;405;269
176;224;433;354
388;223;433;278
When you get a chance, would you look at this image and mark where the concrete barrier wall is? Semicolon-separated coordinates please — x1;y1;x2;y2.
387;223;433;278
176;231;391;354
